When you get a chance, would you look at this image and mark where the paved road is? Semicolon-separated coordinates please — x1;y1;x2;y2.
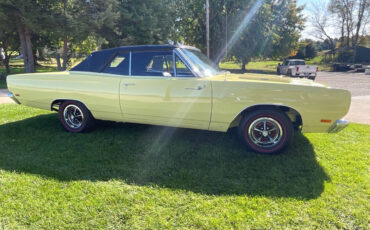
1;71;369;124
316;71;370;125
0;89;12;104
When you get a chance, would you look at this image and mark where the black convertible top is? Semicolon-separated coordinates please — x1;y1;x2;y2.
71;45;179;73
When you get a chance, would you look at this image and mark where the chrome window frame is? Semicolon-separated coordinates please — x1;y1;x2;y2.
129;51;132;76
172;52;177;77
174;48;200;78
126;47;200;78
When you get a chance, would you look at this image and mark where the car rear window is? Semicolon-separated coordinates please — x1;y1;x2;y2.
102;53;130;75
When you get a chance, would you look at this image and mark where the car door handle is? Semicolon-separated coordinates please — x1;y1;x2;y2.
123;83;136;87
185;85;206;90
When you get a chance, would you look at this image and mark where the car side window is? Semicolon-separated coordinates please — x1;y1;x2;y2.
103;53;130;75
175;55;193;77
132;51;173;77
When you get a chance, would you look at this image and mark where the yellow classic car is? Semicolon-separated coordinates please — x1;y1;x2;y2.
7;45;351;154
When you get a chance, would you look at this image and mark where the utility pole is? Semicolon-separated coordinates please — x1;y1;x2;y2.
206;0;210;58
225;6;228;58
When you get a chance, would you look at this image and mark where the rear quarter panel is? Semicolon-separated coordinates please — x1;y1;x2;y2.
7;72;123;121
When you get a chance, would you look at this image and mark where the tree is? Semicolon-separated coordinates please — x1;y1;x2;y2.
172;0;241;63
308;1;337;52
305;42;317;59
0;0;55;73
268;1;305;59
173;0;304;68
47;0;119;70
310;0;369;52
0;28;19;73
293;42;306;59
229;0;304;71
101;0;175;48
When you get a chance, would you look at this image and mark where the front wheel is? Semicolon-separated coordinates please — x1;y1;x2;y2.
238;110;294;154
59;101;95;133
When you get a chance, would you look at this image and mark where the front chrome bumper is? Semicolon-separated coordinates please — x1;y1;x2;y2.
328;119;349;133
8;92;21;104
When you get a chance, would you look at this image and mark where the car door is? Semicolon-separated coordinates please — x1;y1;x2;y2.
62;52;131;122
119;50;212;130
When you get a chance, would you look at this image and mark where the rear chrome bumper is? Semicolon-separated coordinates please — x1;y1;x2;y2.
329;119;349;133
8;92;21;104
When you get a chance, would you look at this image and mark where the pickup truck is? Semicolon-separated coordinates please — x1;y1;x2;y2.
277;59;318;80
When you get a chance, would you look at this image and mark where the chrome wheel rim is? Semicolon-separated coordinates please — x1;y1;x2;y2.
248;117;283;148
63;105;84;129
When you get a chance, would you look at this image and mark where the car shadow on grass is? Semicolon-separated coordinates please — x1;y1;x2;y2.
0;114;330;199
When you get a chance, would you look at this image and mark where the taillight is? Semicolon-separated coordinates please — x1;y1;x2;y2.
316;67;319;72
296;67;299;72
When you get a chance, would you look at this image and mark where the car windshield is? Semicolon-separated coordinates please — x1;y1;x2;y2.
181;48;222;77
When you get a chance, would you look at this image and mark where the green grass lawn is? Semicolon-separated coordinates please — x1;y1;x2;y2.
0;104;369;229
220;61;279;74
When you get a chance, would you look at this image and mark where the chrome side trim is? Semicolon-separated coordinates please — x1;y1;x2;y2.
328;119;349;133
8;92;21;104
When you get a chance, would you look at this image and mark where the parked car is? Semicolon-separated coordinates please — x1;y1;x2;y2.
277;59;318;80
350;64;365;72
7;45;351;154
332;63;352;72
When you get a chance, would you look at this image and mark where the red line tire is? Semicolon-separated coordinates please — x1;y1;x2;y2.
238;109;294;154
59;101;95;133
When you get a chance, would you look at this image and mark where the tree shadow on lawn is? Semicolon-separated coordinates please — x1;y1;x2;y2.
0;114;330;199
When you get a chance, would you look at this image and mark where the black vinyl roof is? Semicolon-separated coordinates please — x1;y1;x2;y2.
93;44;179;53
71;45;182;72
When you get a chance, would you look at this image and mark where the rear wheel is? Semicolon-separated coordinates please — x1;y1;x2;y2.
238;109;294;154
59;101;95;133
288;70;293;77
308;75;316;80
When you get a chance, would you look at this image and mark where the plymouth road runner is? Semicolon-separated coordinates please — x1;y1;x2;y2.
7;45;351;154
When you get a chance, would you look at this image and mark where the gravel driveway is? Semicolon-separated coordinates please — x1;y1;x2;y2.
316;71;370;125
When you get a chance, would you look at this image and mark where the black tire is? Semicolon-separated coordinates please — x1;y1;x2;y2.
288;70;293;77
308;75;316;81
59;101;95;133
238;109;294;154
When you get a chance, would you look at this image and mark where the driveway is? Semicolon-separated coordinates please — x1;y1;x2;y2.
0;89;13;104
316;71;370;125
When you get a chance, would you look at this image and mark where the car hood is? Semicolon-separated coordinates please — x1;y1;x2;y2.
210;73;327;87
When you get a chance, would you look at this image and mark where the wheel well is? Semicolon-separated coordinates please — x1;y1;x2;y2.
51;99;88;112
229;105;303;130
51;99;65;111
